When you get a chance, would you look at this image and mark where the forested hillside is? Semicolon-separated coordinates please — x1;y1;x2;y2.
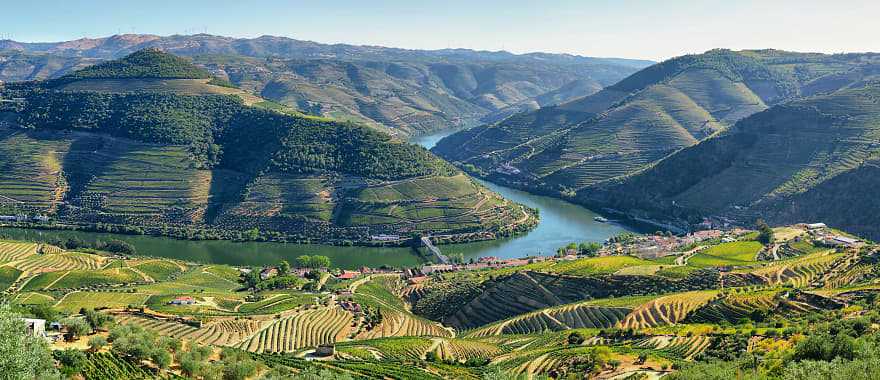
583;82;880;239
0;49;535;243
0;34;652;136
434;50;880;195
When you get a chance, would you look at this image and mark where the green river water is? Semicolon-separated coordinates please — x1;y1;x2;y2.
0;129;636;268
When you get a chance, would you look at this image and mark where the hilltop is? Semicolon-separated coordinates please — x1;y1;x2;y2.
581;81;880;239
0;34;653;136
433;49;880;194
0;49;535;244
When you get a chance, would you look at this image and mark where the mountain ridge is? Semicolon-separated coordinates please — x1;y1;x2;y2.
0;34;652;136
0;49;536;243
433;49;880;194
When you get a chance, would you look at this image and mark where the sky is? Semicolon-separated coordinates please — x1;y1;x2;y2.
5;0;880;61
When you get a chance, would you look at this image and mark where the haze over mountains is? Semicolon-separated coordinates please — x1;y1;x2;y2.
0;49;535;242
0;34;652;136
434;49;880;238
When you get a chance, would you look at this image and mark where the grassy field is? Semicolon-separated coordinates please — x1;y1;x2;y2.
0;266;22;291
54;291;151;312
689;241;763;267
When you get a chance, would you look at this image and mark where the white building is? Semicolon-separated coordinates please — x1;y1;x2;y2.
23;318;46;337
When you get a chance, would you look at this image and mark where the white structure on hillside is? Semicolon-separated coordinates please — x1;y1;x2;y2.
23;318;46;337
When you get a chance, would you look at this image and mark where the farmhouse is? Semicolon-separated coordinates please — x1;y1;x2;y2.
806;223;827;230
336;271;359;280
169;296;196;305
823;235;863;248
260;267;279;280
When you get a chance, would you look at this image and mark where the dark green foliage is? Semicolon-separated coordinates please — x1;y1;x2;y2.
757;219;775;245
793;334;856;362
57;48;212;81
567;331;586;345
55;348;88;374
8;84;452;180
104;239;136;255
295;255;331;269
412;278;483;321
82;308;113;330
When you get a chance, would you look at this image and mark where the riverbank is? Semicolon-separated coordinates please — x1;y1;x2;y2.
0;227;424;269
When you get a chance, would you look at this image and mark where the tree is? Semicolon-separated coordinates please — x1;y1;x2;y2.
0;305;57;379
104;239;136;255
278;260;290;275
88;335;107;351
579;242;602;257
82;308;112;331
567;331;586;345
54;348;87;376
27;304;60;323
756;219;774;245
63;317;92;339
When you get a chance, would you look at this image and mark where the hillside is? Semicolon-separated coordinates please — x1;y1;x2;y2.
5;222;880;379
582;82;880;239
0;49;535;243
0;34;652;136
433;50;880;194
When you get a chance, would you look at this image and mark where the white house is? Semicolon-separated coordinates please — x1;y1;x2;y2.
23;318;46;337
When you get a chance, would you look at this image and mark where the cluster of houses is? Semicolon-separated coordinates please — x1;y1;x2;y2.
495;163;521;175
402;256;554;283
0;214;50;223
612;229;747;258
802;223;865;249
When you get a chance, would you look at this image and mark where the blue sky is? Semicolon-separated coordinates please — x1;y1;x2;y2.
5;0;879;61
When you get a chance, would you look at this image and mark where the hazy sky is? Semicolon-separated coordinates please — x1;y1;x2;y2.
5;0;879;61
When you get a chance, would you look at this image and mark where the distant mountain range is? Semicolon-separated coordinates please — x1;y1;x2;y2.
0;49;535;242
433;49;880;238
0;34;652;136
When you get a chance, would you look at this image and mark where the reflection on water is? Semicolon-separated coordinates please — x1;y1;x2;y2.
0;129;639;268
413;129;635;260
0;227;422;269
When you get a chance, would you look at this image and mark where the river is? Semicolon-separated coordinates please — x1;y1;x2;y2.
0;129;636;269
411;129;635;259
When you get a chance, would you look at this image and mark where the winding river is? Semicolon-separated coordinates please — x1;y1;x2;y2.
0;129;636;268
411;129;635;260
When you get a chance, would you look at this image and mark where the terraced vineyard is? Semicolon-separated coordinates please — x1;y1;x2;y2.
634;335;712;360
337;337;434;361
619;290;719;329
739;252;841;287
686;290;781;324
0;241;38;263
357;308;452;339
13;251;106;273
55;291;151;312
354;276;453;339
78;352;159;380
467;303;631;337
238;306;353;353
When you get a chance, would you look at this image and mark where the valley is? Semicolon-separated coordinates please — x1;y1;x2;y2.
3;220;879;379
1;7;879;378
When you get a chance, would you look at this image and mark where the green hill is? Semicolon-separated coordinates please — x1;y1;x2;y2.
0;50;534;243
433;50;880;194
0;34;653;137
582;82;880;239
56;47;212;80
